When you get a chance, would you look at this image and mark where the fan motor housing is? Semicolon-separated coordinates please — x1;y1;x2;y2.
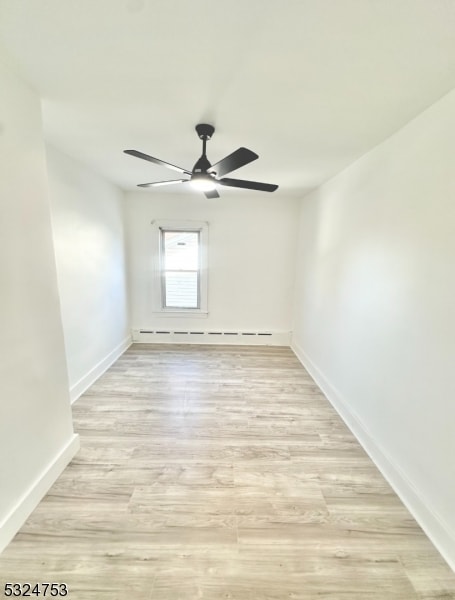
192;155;212;173
195;123;215;140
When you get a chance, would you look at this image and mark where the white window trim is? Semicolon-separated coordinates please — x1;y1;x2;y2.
151;220;208;317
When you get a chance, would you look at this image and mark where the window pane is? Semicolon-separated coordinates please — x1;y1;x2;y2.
165;271;198;308
163;231;199;270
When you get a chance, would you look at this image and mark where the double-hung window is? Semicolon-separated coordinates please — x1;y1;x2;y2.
161;229;200;309
152;220;208;315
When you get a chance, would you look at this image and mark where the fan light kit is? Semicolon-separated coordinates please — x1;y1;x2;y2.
124;124;278;198
190;173;217;192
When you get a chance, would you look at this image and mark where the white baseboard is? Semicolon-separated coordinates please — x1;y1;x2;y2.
291;340;455;573
133;329;291;346
69;336;132;403
0;434;80;554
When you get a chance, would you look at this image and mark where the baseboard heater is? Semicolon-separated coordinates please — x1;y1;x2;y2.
132;329;291;346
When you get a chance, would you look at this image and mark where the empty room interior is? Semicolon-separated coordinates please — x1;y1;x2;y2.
1;0;455;597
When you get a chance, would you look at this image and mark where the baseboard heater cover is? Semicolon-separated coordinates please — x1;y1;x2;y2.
133;329;290;346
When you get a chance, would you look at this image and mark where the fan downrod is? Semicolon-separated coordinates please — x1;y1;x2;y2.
195;123;215;140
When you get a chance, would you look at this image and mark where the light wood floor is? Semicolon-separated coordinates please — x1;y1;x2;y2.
1;344;454;599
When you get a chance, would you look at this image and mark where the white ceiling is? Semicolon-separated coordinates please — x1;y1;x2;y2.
1;0;454;197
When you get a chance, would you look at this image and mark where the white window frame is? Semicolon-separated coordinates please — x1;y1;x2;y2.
151;220;208;316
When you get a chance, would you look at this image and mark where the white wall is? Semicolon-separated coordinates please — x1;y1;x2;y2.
46;146;131;401
0;50;78;552
125;192;300;336
292;89;455;569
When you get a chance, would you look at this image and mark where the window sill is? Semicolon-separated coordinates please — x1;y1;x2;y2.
152;310;208;319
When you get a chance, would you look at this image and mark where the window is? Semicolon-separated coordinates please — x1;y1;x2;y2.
161;229;200;309
152;220;208;315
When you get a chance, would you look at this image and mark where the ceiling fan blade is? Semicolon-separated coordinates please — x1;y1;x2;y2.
218;177;278;192
204;188;220;199
124;149;192;175
137;179;188;188
208;147;258;177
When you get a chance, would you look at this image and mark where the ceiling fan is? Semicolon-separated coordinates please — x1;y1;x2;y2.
124;124;278;199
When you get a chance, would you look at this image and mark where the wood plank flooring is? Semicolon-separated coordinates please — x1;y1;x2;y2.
1;344;454;599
